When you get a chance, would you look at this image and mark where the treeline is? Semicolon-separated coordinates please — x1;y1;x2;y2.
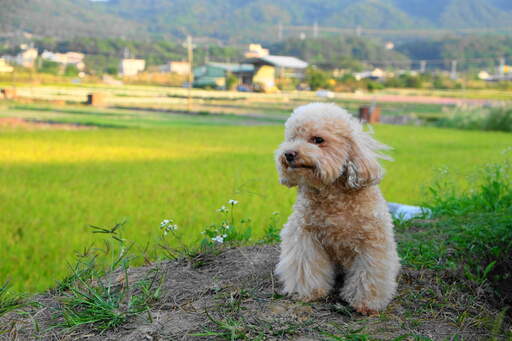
28;37;244;75
270;36;410;70
2;34;512;76
396;35;512;71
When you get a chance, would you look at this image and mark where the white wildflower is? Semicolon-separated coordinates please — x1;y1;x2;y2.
160;219;171;227
217;206;228;213
228;199;238;205
212;235;224;243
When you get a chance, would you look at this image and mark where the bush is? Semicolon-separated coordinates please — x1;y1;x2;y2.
305;66;331;90
423;163;512;301
436;106;512;132
38;60;60;75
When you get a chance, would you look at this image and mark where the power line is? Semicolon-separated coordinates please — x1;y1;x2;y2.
280;24;512;37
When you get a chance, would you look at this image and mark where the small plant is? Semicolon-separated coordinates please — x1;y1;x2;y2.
261;211;281;244
416;162;512;299
0;281;25;317
57;222;163;331
200;199;252;248
435;106;512;132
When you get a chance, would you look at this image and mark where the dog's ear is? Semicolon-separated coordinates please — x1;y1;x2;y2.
338;131;390;191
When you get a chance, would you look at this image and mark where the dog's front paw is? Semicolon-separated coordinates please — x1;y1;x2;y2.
354;305;379;316
299;288;329;302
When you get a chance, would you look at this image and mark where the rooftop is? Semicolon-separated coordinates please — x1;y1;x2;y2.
245;55;308;69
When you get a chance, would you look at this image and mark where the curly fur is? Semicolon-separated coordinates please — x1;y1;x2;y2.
275;103;400;315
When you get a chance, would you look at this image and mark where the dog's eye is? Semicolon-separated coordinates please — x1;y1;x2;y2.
311;136;324;144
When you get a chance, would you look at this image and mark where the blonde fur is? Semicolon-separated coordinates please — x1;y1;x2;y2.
275;103;400;315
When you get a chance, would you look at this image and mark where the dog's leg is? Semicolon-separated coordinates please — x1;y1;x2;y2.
275;224;334;301
340;245;400;315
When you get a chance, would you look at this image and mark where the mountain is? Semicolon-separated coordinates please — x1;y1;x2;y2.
2;0;512;42
0;0;145;40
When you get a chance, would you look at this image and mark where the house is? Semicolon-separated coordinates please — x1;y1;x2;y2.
159;61;191;75
119;59;146;76
244;44;269;58
5;48;39;68
0;59;14;73
193;62;254;89
354;68;386;81
41;51;85;70
244;55;308;92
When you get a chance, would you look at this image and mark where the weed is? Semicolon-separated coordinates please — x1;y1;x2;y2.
261;211;282;244
401;162;512;304
435;106;512;132
0;282;25;317
56;222;163;331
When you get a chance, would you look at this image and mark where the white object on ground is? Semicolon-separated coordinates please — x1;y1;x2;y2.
387;202;431;220
315;90;335;98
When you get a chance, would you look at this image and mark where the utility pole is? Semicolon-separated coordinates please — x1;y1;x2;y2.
183;35;194;112
450;59;458;79
313;21;319;38
420;60;427;73
277;22;283;41
499;57;505;79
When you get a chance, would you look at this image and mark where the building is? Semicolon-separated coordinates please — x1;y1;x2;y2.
244;55;308;91
0;58;14;73
119;59;146;76
244;44;269;58
354;68;386;81
193;62;254;89
4;48;39;68
41;51;85;70
159;61;191;75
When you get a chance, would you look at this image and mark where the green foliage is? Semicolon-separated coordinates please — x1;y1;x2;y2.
436;106;512;132
400;162;512;299
271;36;409;70
225;72;239;91
397;35;512;71
261;212;281;244
384;74;424;89
58;223;163;330
38;60;60;75
305;66;331;90
0;282;25;317
64;64;79;77
4;0;512;42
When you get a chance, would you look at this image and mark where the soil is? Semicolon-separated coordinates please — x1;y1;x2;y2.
1;245;508;340
0;117;93;130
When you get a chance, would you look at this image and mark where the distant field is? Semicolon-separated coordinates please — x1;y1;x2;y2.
1;99;511;293
3;84;452;119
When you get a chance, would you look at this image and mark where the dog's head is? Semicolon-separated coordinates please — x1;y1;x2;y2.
275;103;391;191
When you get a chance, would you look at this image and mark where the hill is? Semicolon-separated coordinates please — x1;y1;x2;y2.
2;0;512;42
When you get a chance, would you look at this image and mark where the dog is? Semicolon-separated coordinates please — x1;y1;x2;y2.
274;103;400;315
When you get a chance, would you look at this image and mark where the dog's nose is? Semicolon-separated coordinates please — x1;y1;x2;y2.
285;151;297;162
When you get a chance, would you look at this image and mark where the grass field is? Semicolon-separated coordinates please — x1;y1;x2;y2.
1;92;511;294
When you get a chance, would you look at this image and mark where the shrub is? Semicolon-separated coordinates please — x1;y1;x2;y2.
436;106;512;132
305;66;331;90
423;163;512;300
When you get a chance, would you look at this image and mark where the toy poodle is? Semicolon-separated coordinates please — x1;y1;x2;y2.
275;103;400;315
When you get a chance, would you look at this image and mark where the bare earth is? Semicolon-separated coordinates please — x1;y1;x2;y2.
1;245;505;340
0;118;92;130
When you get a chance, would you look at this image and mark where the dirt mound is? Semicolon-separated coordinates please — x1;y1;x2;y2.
0;245;506;340
0;117;92;130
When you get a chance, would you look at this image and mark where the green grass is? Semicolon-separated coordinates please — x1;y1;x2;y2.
1;102;511;294
399;163;512;287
